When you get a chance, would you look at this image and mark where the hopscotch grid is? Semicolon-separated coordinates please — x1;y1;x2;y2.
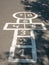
3;12;47;63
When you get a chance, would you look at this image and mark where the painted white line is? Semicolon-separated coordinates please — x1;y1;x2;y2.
31;30;37;62
3;22;47;25
4;28;45;30
16;45;32;48
4;27;46;30
3;28;32;30
17;36;31;37
3;23;8;30
8;59;36;63
21;30;26;35
8;30;18;60
16;18;20;23
30;19;37;62
42;23;47;30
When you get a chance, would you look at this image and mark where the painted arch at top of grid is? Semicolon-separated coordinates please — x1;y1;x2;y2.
12;12;38;19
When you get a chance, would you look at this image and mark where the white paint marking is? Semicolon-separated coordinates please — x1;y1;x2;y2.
8;18;20;61
20;30;26;35
13;12;38;19
42;23;47;30
3;22;47;25
3;23;47;30
17;36;31;37
8;30;18;60
3;12;47;63
31;31;37;62
3;23;8;30
30;18;37;62
16;45;32;48
8;59;36;63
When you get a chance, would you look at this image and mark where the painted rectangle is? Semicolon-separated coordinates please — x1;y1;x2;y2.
3;23;47;30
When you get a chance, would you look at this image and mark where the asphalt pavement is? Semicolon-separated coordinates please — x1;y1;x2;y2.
0;0;49;65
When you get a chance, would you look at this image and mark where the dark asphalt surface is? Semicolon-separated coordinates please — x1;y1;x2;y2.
0;0;49;65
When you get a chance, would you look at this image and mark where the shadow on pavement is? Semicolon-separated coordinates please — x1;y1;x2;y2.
21;0;49;22
34;30;49;65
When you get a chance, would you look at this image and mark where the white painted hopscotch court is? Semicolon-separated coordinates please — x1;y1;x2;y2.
3;12;47;63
